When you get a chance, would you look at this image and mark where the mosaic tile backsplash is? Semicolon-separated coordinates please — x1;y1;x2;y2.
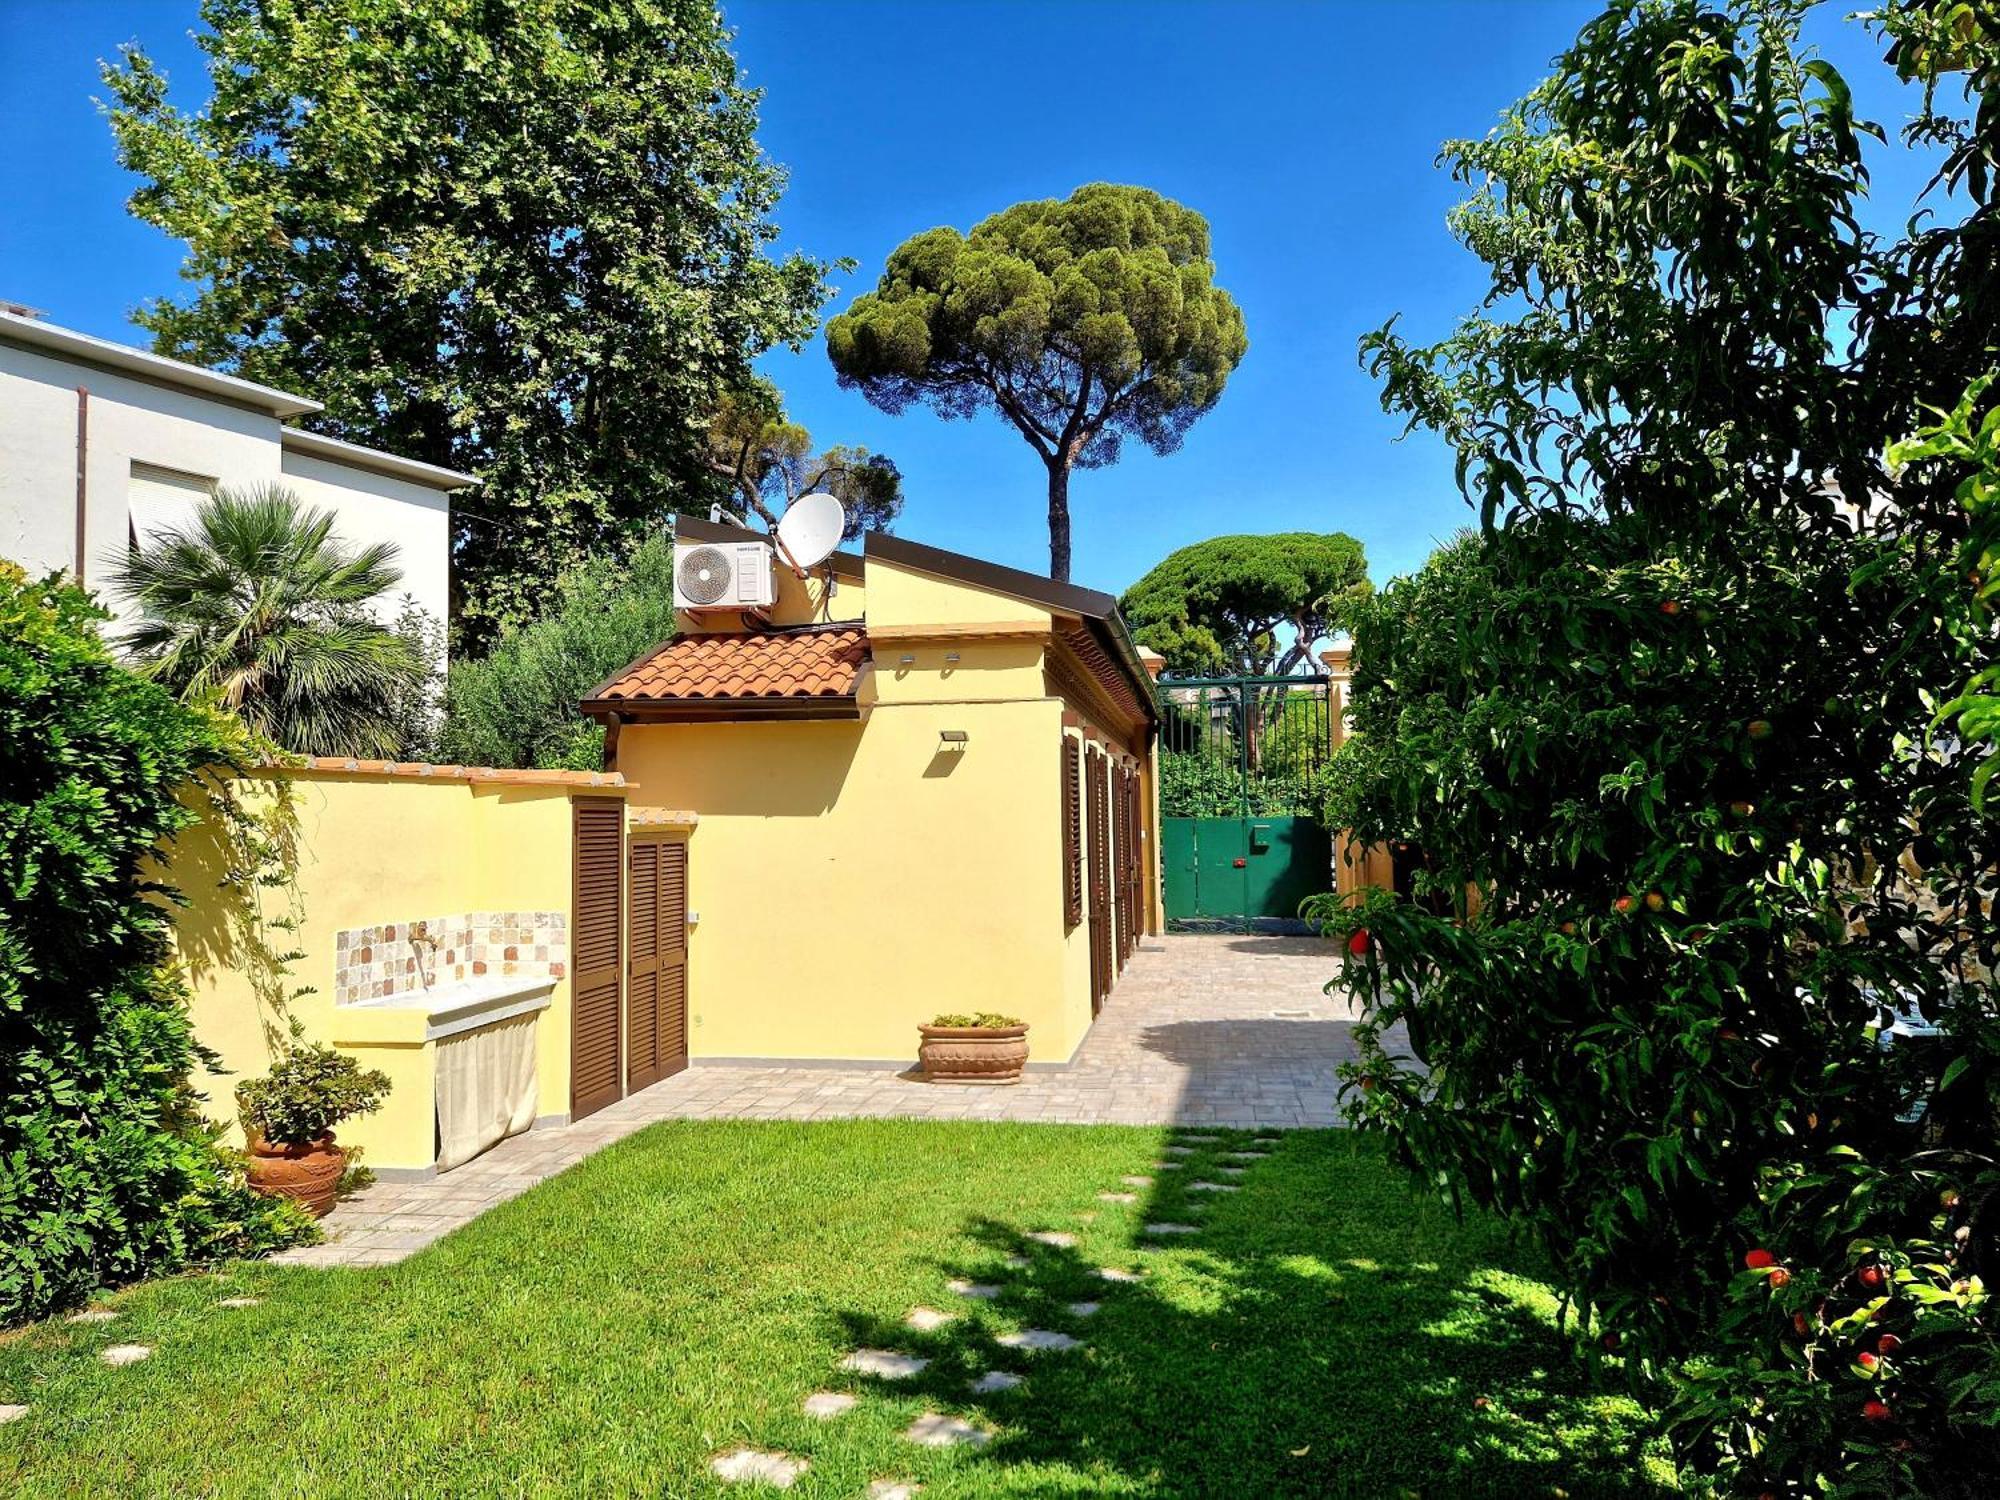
334;912;567;1005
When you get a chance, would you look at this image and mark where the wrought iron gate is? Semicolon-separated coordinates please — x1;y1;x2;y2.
1157;675;1337;929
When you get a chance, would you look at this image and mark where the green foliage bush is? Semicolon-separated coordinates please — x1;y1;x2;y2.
928;1013;1024;1029
440;533;679;770
236;1044;392;1147
0;564;307;1325
1315;3;2000;1491
1320;515;1999;1493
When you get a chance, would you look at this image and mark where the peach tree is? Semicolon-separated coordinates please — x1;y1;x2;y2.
1313;2;2000;1492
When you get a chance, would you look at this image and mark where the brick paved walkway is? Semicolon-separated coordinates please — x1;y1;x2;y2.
277;934;1372;1266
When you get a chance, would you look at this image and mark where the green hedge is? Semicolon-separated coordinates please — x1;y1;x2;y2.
441;533;679;770
0;565;303;1324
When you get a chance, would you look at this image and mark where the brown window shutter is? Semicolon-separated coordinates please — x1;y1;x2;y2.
1062;736;1083;928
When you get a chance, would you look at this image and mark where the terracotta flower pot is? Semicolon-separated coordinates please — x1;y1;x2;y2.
244;1130;345;1219
918;1023;1030;1085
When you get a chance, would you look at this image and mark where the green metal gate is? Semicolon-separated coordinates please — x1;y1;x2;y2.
1158;675;1337;929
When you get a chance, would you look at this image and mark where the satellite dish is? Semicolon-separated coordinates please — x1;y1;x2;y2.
775;492;847;571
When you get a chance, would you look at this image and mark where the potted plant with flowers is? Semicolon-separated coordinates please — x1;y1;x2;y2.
237;1044;392;1218
918;1012;1030;1084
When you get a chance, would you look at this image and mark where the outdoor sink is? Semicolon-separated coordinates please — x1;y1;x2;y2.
340;974;555;1041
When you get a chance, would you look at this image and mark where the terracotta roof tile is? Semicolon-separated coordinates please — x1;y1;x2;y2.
591;628;869;704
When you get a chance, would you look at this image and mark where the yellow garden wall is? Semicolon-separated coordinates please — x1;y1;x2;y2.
615;695;1096;1066
164;769;616;1171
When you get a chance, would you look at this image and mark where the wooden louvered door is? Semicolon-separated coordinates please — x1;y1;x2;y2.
1113;763;1133;969
570;798;625;1121
1116;764;1131;969
625;836;689;1093
1120;762;1142;961
1087;746;1111;1014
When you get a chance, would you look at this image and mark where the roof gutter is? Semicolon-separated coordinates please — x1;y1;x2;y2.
0;309;321;419
280;427;479;490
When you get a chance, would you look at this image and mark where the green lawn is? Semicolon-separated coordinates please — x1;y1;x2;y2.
0;1122;1671;1497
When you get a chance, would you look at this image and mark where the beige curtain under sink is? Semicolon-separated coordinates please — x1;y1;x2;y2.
435;1013;539;1171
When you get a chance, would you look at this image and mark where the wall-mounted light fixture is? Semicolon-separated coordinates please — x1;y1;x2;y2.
898;653;916;666
944;651;961;664
939;729;969;750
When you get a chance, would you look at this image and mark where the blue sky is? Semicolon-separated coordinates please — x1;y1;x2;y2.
0;1;1942;597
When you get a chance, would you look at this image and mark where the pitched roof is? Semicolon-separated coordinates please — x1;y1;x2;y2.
584;627;869;713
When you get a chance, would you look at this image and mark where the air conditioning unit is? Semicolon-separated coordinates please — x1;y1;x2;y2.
673;540;774;612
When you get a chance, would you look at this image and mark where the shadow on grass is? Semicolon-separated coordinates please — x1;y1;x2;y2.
830;1131;1671;1499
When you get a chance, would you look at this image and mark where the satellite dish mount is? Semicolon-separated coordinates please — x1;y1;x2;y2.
774;493;847;578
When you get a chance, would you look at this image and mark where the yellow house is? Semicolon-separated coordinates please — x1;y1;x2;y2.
577;518;1163;1107
169;521;1161;1173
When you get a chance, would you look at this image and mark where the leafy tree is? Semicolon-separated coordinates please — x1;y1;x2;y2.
826;183;1247;581
1121;532;1369;676
380;596;447;762
107;486;427;758
704;377;903;540
105;0;834;644
0;563;306;1324
1314;1;2000;1492
440;532;680;770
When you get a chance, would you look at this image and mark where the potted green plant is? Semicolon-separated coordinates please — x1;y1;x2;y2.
918;1012;1030;1085
237;1045;392;1218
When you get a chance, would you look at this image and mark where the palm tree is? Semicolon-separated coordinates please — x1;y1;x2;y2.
107;485;427;757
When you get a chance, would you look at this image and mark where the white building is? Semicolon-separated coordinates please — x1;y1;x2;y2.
0;306;472;636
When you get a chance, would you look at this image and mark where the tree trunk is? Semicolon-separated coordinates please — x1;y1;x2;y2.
1046;460;1072;582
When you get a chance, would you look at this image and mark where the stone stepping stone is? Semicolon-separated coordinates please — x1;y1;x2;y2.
843;1349;929;1380
970;1370;1023;1393
1000;1255;1030;1270
100;1345;151;1367
1074;1211;1098;1223
1225;1151;1269;1161
1144;1223;1200;1236
803;1391;858;1420
1121;1175;1153;1187
1066;1301;1101;1318
1217;1166;1246;1177
0;1405;27;1425
947;1279;1000;1300
217;1296;263;1309
712;1447;808;1486
1253;1137;1280;1146
66;1309;116;1324
1096;1191;1137;1204
1026;1230;1076;1249
1162;1145;1196;1155
1153;1161;1183;1171
868;1483;921;1500
905;1306;956;1332
1189;1182;1239;1193
903;1412;992;1448
1094;1266;1143;1283
1175;1134;1222;1143
997;1328;1082;1352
